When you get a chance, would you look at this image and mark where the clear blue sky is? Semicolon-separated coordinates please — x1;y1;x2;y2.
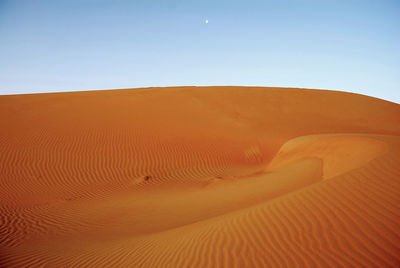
0;0;399;103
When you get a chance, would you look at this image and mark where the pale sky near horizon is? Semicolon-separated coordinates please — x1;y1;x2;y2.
0;0;399;103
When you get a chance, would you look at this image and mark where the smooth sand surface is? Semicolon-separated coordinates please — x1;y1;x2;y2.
0;86;399;267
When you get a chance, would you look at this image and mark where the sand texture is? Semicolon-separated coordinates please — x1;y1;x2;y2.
1;86;399;267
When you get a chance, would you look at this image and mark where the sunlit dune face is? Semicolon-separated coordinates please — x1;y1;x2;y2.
266;134;388;179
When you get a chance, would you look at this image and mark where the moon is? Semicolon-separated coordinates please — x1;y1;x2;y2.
205;19;209;24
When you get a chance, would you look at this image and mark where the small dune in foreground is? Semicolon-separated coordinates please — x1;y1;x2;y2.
0;86;399;267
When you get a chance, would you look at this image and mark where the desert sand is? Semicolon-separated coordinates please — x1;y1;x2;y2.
0;86;399;267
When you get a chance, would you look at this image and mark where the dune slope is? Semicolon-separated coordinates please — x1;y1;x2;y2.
0;86;399;267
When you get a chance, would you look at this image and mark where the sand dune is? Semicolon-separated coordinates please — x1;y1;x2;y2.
0;86;399;267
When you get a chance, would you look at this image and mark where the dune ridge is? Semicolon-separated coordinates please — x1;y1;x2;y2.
0;86;399;267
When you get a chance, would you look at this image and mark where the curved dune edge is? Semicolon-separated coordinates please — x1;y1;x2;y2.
1;86;400;267
266;134;388;179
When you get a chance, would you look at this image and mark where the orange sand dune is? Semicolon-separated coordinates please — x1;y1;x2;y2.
0;86;399;267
